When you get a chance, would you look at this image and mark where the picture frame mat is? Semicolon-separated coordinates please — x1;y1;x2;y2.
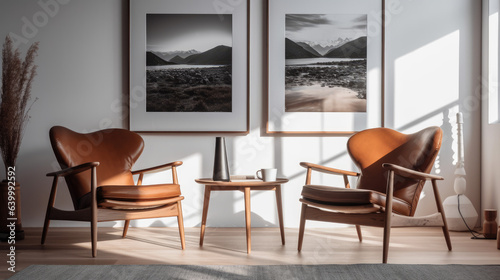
267;0;384;134
130;0;249;132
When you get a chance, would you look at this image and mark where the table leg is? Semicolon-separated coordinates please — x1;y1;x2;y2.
275;185;285;245
244;187;251;254
200;185;211;246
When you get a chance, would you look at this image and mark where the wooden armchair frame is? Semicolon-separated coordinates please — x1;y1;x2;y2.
42;161;185;257
298;161;452;263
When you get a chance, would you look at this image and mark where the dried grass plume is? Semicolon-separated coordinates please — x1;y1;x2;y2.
0;36;39;178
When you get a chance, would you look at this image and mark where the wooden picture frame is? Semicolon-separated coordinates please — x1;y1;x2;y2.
266;0;385;135
129;0;249;133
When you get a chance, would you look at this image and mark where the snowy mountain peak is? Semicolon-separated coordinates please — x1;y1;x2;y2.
301;38;353;56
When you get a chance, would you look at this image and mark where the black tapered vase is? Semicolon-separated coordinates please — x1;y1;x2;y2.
213;137;230;181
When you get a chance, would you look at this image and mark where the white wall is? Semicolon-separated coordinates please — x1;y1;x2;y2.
0;0;482;229
482;0;500;217
385;0;482;219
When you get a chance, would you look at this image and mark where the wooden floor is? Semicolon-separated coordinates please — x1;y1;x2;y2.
1;226;500;279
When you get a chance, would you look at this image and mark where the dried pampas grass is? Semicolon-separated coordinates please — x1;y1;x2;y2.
0;36;39;178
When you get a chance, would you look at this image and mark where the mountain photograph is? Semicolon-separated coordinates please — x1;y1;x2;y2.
146;14;233;113
285;14;368;113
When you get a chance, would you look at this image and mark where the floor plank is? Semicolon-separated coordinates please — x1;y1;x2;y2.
1;226;500;279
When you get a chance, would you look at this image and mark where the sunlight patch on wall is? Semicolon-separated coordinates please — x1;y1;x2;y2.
233;127;274;175
393;30;460;131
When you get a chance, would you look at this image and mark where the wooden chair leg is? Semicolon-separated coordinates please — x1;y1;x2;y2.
177;201;186;250
383;170;395;263
90;166;98;257
42;178;59;245
91;217;97;258
298;203;307;252
437;199;452;251
355;225;362;242
41;216;50;245
431;179;452;251
382;219;391;264
122;220;130;238
442;223;452;251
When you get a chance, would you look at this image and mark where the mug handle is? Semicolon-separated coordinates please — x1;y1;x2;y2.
256;170;263;180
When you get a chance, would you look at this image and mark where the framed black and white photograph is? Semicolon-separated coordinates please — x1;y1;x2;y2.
266;0;384;134
130;0;249;132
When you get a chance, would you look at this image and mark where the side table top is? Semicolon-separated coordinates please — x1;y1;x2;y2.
195;176;288;186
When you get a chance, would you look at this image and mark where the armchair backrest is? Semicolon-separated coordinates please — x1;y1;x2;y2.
347;126;442;216
49;126;144;209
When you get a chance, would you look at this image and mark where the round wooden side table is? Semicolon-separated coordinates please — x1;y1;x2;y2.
195;176;289;254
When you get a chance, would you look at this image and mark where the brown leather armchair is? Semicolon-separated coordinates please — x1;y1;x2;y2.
41;126;186;257
298;126;452;263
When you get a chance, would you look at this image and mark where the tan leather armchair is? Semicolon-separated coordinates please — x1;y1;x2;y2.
41;126;186;257
298;126;452;263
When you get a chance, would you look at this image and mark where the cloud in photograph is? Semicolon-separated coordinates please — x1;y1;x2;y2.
147;14;232;53
286;14;367;44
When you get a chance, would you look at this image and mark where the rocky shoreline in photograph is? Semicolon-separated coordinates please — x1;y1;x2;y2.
146;66;232;112
285;59;366;99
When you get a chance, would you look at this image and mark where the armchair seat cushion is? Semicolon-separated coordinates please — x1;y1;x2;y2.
301;185;411;216
78;184;181;209
98;196;184;209
97;184;181;200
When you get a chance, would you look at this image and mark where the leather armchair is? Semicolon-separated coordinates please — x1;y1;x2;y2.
298;126;452;263
41;126;186;257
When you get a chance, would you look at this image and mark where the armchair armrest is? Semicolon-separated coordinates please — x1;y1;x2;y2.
300;162;359;177
44;162;99;218
132;161;183;185
46;162;100;177
131;161;183;175
382;163;444;181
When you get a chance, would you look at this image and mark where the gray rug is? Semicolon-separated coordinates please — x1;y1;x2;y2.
8;264;500;280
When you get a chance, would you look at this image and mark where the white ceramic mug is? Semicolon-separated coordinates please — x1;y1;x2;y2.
256;168;277;182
